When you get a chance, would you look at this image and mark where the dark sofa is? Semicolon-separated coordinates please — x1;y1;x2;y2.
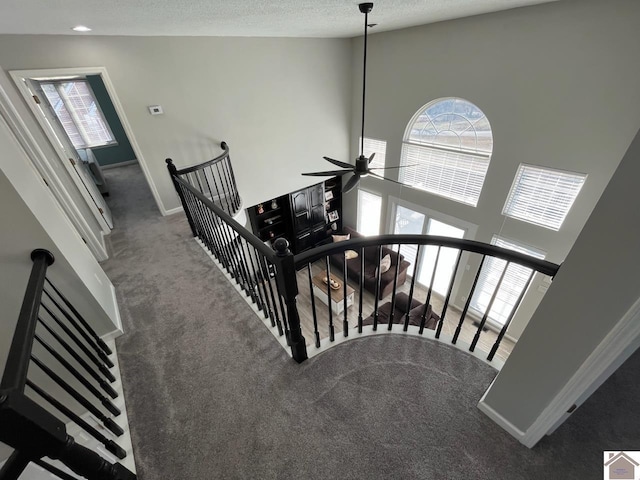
329;226;411;300
363;292;440;330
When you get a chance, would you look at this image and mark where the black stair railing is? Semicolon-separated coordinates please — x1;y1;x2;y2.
166;141;241;221
0;249;136;480
293;236;559;362
166;166;308;362
168;156;560;365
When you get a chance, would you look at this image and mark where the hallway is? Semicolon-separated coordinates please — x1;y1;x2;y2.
101;164;634;479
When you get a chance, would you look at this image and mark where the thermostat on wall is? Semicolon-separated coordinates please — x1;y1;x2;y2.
148;105;163;115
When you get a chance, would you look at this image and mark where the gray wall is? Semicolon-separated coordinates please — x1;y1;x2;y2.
0;35;353;214
483;127;640;432
343;0;640;337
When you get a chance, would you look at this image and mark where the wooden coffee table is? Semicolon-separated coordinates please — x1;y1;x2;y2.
311;270;355;315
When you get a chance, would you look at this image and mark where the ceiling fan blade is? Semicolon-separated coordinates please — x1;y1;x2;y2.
370;164;419;170
302;169;351;177
370;172;407;186
343;174;361;194
367;152;376;164
323;156;354;170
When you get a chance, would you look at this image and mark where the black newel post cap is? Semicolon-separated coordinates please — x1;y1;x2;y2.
273;238;290;256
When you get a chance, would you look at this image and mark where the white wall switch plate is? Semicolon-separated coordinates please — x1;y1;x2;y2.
148;105;163;115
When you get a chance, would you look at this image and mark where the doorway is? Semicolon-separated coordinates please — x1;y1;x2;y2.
10;67;159;260
389;197;477;300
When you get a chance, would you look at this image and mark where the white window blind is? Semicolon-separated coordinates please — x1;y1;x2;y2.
40;80;115;149
399;98;492;207
503;164;586;230
360;137;386;170
357;190;382;236
470;236;545;326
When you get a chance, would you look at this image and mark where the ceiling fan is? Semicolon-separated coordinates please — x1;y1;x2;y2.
302;2;409;194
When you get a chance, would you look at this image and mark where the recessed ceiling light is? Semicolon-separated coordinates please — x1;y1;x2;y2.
72;25;92;32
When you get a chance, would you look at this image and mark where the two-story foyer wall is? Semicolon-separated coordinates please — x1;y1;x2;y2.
0;35;352;214
342;0;640;339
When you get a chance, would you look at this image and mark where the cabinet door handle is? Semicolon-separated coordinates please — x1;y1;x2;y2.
298;232;311;239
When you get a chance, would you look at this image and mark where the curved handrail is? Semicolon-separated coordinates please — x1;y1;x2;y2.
173;175;275;260
168;141;241;217
174;141;230;175
294;234;559;277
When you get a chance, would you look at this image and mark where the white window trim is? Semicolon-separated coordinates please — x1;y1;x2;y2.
399;97;493;207
502;163;587;231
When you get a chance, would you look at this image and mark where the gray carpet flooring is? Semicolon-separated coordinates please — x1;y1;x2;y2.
101;164;638;479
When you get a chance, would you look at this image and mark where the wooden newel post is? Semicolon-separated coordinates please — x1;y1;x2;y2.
273;238;308;363
166;158;197;237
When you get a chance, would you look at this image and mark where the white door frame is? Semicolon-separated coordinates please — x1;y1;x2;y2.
9;67;165;218
0;80;109;261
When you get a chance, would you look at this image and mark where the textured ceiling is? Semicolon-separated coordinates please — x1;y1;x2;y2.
0;0;558;37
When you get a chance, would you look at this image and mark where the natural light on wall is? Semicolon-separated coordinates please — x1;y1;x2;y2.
357;190;382;236
503;164;587;230
40;80;116;149
399;98;492;207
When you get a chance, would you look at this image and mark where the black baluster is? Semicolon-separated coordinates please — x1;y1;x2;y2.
307;264;321;348
435;249;462;339
37;318;117;398
342;252;349;337
39;304;114;382
470;261;510;352
404;245;421;332
44;279;112;356
324;256;335;342
27;380;126;459
262;258;284;336
420;246;441;335
33;460;79;480
373;245;382;331
215;161;234;214
42;291;113;368
30;356;123;436
453;255;486;344
273;269;291;345
245;240;266;315
221;158;237;212
33;334;120;416
358;246;365;333
487;270;535;361
388;245;402;331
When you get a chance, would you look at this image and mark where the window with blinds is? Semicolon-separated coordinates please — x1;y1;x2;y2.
360;137;386;170
503;164;586;231
40;80;116;149
399;98;492;207
470;236;545;326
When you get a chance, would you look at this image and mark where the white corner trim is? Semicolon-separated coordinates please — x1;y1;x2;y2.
519;294;640;448
109;283;124;335
163;205;184;216
477;395;526;441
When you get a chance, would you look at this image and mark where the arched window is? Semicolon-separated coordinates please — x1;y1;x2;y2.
399;98;493;207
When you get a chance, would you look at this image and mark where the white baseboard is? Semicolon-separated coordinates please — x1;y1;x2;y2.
477;395;526;442
99;159;138;170
163;205;184;216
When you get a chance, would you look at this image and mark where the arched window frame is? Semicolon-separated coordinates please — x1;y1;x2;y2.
399;97;493;207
